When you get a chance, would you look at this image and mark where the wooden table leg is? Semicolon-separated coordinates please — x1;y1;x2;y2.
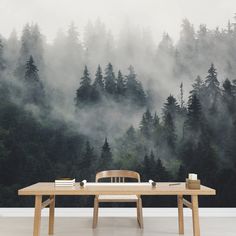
49;195;55;235
191;195;200;236
178;195;184;234
33;195;42;236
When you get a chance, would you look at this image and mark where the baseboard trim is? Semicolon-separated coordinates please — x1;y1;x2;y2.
0;208;235;217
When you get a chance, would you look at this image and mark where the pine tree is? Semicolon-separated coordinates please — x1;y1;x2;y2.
185;94;202;132
177;164;187;181
93;65;104;91
190;75;204;96
143;153;151;181
75;65;93;106
156;158;169;181
126;65;146;106
223;78;235;114
80;141;95;180
163;112;176;151
162;95;179;120
98;138;112;170
140;108;153;138
223;78;232;96
80;66;91;87
204;64;221;113
153;112;160;129
149;150;157;180
126;125;136;140
116;70;126;96
206;63;220;89
25;56;39;82
24;55;44;105
104;63;116;95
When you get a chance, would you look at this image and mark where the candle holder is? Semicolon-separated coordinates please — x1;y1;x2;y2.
186;178;201;189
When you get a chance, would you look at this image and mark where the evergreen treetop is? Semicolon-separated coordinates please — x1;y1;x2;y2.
80;65;91;87
104;63;116;94
25;55;39;82
185;93;202;132
205;63;220;89
116;70;126;95
93;65;104;90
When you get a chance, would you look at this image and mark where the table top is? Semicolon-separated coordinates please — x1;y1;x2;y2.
18;182;216;196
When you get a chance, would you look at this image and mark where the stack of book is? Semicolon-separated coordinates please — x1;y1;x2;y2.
55;178;75;187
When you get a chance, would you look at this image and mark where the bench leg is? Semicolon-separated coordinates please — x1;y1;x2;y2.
178;195;184;234
49;195;55;235
191;195;200;236
33;195;42;236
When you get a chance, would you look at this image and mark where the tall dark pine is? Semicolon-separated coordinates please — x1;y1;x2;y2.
203;64;221;116
93;65;104;91
104;63;116;95
126;65;146;106
116;70;126;96
162;95;179;120
140;108;153;138
153;112;160;129
163;112;176;152
98;138;112;170
205;64;221;108
206;64;219;88
75;65;93;106
156;158;169;181
185;94;202;133
25;56;39;82
223;78;235;114
143;154;151;181
80;141;95;180
24;55;44;105
190;75;204;97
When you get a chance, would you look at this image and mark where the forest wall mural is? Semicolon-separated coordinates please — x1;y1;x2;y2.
0;0;236;207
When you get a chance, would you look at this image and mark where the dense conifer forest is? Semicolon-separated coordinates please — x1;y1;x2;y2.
0;18;236;206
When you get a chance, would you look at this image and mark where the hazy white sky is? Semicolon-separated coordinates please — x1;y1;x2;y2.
0;0;235;43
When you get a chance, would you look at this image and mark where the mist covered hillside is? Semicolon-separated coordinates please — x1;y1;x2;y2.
0;17;236;206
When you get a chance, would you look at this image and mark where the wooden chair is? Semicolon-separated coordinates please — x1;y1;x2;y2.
92;170;143;228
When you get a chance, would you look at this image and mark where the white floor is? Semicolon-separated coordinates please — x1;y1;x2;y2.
0;217;235;236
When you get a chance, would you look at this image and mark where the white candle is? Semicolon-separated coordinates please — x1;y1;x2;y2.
189;173;193;180
192;174;197;180
189;173;197;180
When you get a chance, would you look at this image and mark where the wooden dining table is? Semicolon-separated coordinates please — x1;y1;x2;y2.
18;182;216;236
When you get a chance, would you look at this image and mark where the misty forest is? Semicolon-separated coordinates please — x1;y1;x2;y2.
1;17;236;207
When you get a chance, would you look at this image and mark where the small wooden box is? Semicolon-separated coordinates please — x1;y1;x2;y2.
186;179;201;190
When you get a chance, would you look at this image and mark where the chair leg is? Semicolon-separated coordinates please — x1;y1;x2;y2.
93;196;99;228
138;198;144;228
136;200;140;226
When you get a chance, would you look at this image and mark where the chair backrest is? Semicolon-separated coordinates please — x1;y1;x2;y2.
95;170;140;183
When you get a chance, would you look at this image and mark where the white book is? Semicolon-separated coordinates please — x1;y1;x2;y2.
55;183;75;186
55;184;75;186
55;179;75;184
